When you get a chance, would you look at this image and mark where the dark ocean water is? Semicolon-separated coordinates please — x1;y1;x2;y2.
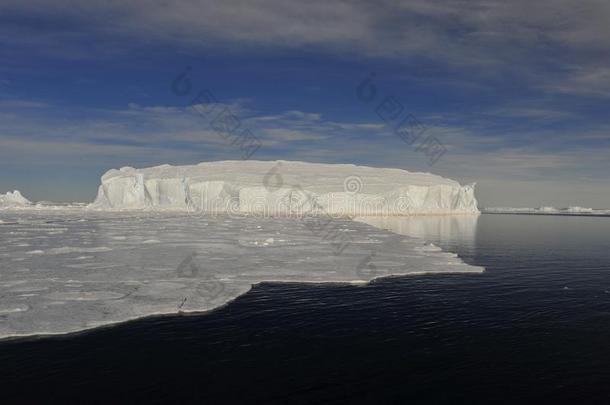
1;214;610;404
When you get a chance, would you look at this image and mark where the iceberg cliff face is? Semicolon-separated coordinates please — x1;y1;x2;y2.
90;160;479;215
0;190;31;207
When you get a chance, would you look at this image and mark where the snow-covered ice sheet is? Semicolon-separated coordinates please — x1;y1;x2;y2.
0;210;483;339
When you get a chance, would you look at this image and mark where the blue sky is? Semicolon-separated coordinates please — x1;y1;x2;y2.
1;0;609;207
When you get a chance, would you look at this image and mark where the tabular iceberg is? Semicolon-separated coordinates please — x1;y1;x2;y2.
0;190;31;207
91;160;479;216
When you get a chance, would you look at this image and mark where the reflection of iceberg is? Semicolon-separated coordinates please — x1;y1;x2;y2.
355;215;479;245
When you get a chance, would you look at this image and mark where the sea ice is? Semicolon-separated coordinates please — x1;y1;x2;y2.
0;210;483;338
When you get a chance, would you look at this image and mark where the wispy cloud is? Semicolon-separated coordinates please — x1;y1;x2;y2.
0;99;49;109
2;0;610;95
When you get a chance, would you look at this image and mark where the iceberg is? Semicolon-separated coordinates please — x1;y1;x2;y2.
90;160;479;215
0;190;31;207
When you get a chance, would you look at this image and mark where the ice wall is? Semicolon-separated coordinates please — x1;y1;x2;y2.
91;161;479;215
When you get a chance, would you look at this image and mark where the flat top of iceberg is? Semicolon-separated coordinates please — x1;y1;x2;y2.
103;160;461;194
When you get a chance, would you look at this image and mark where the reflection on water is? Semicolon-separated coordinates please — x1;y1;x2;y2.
356;214;480;246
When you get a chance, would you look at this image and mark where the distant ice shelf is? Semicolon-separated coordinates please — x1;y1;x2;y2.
482;206;610;216
90;160;479;216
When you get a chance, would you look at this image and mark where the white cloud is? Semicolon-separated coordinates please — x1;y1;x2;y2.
262;128;328;143
2;1;609;70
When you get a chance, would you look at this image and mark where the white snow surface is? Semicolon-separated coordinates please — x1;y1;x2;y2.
0;210;483;338
90;160;479;215
0;190;31;207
